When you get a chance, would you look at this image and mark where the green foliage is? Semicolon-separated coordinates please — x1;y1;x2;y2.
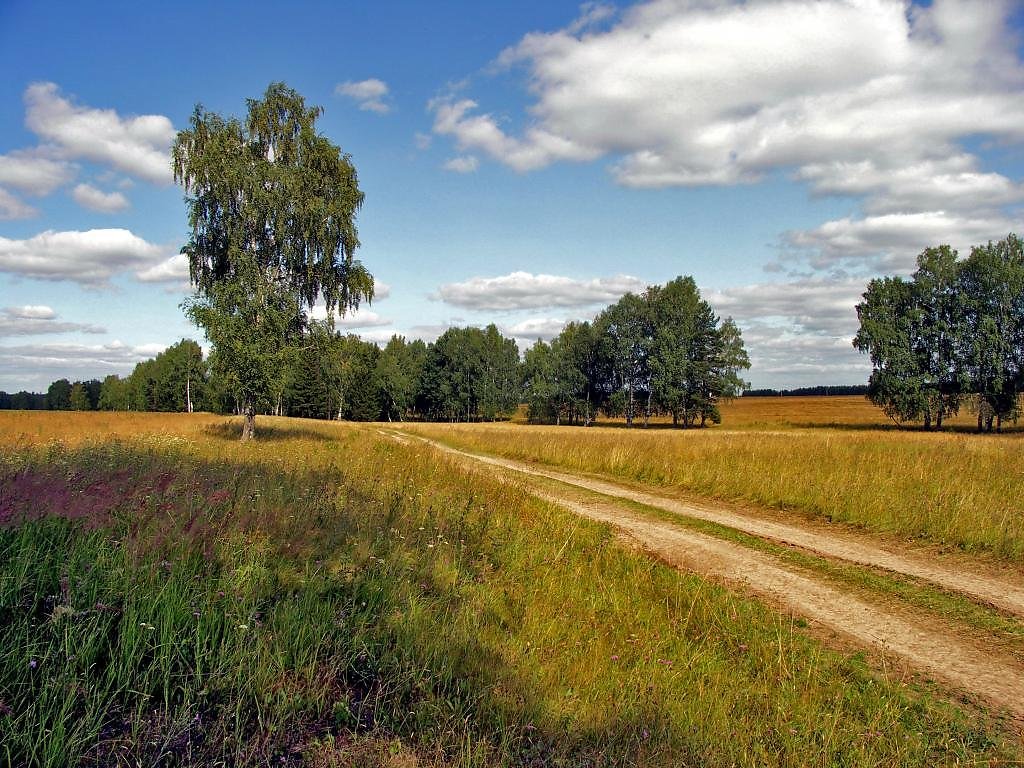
44;379;71;411
68;382;90;411
417;325;521;421
173;82;373;438
855;234;1024;431
529;277;750;428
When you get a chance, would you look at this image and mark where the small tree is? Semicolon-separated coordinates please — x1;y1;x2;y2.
174;83;373;439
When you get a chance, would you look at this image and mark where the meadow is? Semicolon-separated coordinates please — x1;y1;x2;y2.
406;396;1024;561
0;409;1021;766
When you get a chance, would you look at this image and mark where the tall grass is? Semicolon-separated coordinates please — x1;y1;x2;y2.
0;413;1019;765
400;418;1024;561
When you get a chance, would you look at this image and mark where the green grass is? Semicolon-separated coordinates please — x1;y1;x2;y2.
0;417;1020;766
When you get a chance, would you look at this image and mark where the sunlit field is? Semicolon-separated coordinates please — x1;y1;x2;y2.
2;410;1020;766
405;396;1024;561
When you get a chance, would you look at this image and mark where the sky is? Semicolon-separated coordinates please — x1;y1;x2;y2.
1;0;1023;392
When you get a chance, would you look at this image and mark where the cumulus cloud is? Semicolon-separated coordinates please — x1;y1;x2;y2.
335;79;392;114
431;97;600;172
0;340;162;389
433;0;1024;269
135;252;189;284
0;228;168;286
706;278;867;337
781;211;1016;274
446;0;1024;181
796;155;1024;215
0;305;105;337
503;316;569;341
702;277;875;387
0;188;37;220
0;149;76;195
442;155;479;173
435;271;646;311
309;303;392;329
71;183;130;213
24;82;176;183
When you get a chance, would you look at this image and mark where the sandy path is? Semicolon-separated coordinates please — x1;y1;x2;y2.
398;433;1024;618
390;430;1024;719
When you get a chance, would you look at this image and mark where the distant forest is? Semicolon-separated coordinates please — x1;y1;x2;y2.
744;385;869;397
1;276;753;428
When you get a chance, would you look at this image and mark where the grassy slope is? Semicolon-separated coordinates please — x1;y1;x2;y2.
0;412;1019;766
402;397;1024;561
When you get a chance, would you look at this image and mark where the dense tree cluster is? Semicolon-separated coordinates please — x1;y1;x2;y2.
524;276;750;427
745;385;869;397
5;277;750;428
0;340;211;414
854;234;1024;431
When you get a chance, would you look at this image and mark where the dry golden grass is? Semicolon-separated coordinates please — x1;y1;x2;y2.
402;397;1024;561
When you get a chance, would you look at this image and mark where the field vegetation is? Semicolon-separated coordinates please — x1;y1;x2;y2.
402;396;1024;561
2;411;1020;766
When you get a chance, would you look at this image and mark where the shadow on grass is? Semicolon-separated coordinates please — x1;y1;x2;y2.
1;442;680;767
202;419;337;443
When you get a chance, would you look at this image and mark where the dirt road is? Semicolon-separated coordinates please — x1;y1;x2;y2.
390;430;1024;721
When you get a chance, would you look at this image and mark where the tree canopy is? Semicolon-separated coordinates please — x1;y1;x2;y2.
854;234;1024;431
174;82;373;439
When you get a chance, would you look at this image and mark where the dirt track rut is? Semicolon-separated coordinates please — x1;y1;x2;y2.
392;431;1024;720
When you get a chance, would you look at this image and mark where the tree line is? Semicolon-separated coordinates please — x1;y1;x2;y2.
523;276;750;427
3;276;750;427
854;234;1023;431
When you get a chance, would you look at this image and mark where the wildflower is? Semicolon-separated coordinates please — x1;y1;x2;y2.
610;655;619;661
238;624;249;630
28;659;37;669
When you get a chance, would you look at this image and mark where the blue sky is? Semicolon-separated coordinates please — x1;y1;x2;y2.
1;0;1022;391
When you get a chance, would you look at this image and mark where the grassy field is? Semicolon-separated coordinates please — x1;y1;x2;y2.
0;410;1021;766
404;396;1024;561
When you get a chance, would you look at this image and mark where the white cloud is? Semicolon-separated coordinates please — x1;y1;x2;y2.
24;82;176;183
433;0;1024;269
414;132;432;150
431;97;599;172
358;328;402;345
703;277;880;388
706;277;867;337
135;252;189;284
0;340;162;388
309;303;392;329
796;155;1024;215
7;305;56;320
71;183;130;213
335;79;392;114
0;305;105;337
0;188;37;220
0;149;76;195
781;211;1017;274
435;271;646;310
442;155;479;173
373;280;391;300
504;316;569;341
0;228;168;286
